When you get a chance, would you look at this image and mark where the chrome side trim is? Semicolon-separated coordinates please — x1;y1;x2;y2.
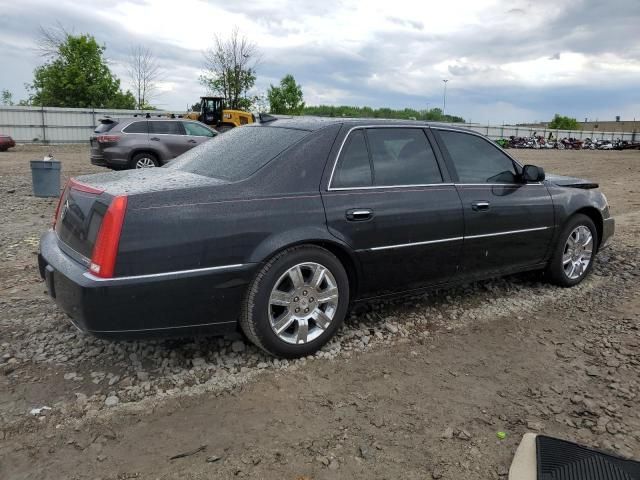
327;124;436;191
369;236;464;251
454;182;543;187
83;263;247;282
329;182;454;191
464;226;550;240
366;226;551;251
89;320;237;334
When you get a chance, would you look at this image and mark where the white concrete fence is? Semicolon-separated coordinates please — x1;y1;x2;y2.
0;105;637;143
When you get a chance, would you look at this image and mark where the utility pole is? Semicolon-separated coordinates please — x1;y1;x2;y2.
442;79;449;116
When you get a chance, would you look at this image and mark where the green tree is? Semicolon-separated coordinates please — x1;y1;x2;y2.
200;27;259;111
548;114;579;130
301;105;465;123
28;33;135;109
1;89;13;106
268;74;305;115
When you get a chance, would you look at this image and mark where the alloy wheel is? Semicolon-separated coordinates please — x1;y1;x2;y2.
135;157;156;168
268;262;339;345
562;225;593;280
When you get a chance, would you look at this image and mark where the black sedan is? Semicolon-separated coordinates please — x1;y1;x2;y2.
38;118;614;357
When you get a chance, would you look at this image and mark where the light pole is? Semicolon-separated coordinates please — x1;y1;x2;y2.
442;79;449;117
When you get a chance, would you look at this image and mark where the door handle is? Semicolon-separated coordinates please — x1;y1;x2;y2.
150;137;160;141
188;139;197;144
345;208;373;221
471;201;490;211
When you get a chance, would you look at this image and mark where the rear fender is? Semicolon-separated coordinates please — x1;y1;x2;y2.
247;227;362;293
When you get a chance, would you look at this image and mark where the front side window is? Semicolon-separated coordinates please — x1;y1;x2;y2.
183;122;215;137
332;130;372;188
367;128;442;186
149;121;185;135
438;130;518;183
123;121;148;134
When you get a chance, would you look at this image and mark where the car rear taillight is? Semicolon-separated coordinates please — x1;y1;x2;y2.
97;134;120;143
89;196;128;278
69;178;104;194
52;180;69;228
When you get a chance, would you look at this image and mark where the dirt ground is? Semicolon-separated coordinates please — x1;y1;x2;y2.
0;144;638;479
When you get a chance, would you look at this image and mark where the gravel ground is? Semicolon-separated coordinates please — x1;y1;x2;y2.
0;145;638;479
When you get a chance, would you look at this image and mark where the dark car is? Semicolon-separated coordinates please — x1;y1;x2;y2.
0;134;16;151
90;117;217;169
39;118;614;357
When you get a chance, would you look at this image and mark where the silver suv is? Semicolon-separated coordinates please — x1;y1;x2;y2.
90;117;217;169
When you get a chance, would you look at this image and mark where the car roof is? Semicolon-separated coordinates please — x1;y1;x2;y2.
120;117;196;122
252;115;474;133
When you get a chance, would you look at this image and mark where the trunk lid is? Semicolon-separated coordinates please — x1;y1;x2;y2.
73;168;227;196
54;169;226;263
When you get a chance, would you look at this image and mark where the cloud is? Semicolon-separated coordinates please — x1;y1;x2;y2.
0;0;638;123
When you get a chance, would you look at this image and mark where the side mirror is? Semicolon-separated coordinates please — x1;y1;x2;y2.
522;164;545;183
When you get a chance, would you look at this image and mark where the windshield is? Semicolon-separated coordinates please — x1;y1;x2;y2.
167;126;309;181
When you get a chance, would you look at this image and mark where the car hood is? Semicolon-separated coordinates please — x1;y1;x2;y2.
545;174;599;189
75;167;228;196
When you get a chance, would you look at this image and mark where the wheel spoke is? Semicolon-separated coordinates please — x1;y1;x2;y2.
310;265;326;289
296;318;309;344
562;253;572;265
288;266;304;289
313;309;332;330
269;261;339;345
316;287;338;303
273;311;295;334
270;290;291;307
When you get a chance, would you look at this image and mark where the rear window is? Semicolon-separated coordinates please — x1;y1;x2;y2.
167;126;309;181
94;121;117;134
122;121;148;134
149;121;184;135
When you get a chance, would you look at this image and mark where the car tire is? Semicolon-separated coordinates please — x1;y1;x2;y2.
131;152;159;169
240;245;350;358
545;214;598;287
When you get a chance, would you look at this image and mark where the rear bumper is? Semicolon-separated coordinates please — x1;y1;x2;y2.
38;230;256;337
90;147;129;168
601;217;615;249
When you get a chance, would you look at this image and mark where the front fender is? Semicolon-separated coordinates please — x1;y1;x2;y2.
546;183;611;246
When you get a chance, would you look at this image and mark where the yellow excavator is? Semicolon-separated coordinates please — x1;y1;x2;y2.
184;97;255;131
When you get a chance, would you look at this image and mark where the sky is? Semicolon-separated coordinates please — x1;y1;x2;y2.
0;0;639;124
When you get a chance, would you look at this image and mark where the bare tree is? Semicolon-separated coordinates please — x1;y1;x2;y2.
201;27;260;110
126;46;162;110
36;23;70;58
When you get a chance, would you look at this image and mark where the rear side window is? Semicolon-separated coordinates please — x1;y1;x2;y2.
94;121;117;134
332;130;372;188
183;122;215;137
367;128;442;186
122;121;148;134
438;130;518;183
149;121;185;135
168;126;309;181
